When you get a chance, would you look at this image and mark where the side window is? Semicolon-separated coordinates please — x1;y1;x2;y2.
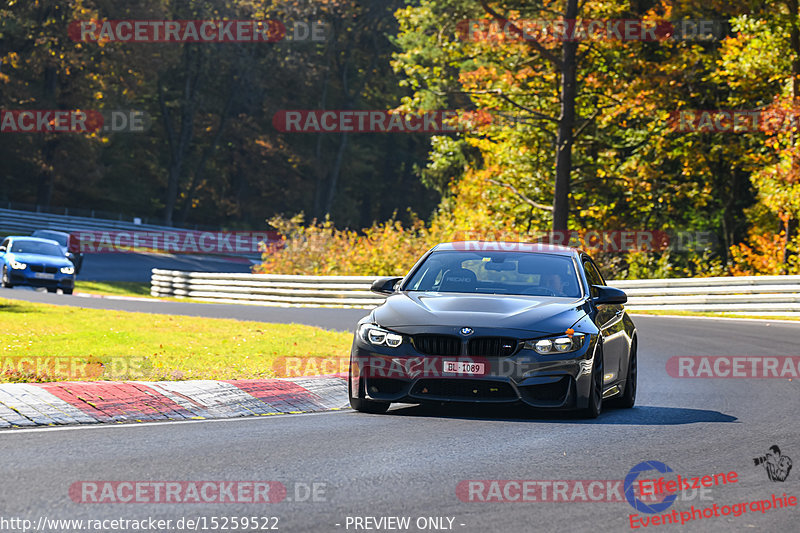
589;260;607;285
409;263;445;291
582;258;604;296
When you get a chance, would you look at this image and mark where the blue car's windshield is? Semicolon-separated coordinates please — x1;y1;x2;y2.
33;231;68;247
404;250;582;298
10;240;63;257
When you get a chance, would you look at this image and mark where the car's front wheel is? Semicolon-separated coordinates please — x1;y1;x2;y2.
63;288;74;295
1;266;13;288
581;348;604;419
348;369;390;414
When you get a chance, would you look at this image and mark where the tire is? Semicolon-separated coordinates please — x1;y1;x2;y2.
46;287;58;293
1;266;12;288
63;288;74;295
581;347;604;419
348;366;390;414
610;339;637;409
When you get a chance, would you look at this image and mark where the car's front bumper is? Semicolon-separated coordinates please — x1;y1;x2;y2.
349;335;599;410
9;269;74;289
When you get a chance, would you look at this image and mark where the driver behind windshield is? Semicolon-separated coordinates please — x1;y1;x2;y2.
540;272;565;296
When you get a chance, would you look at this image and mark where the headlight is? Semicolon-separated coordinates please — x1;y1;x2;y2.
10;260;27;270
359;324;403;347
60;266;75;274
524;334;585;355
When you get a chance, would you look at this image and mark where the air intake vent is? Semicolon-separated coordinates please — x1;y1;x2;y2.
468;337;519;357
412;335;461;356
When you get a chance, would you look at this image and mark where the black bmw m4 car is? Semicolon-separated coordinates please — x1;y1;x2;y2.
349;242;637;418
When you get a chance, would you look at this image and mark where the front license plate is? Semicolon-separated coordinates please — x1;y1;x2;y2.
34;272;55;279
443;361;486;375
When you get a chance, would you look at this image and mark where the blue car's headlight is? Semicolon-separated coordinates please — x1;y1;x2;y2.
10;260;27;270
60;266;75;274
358;324;403;347
524;334;585;354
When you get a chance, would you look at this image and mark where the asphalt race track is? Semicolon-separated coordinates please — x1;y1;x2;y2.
0;287;367;332
78;252;255;282
1;309;798;532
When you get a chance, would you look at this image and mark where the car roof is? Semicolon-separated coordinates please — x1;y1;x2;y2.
6;236;62;245
433;241;583;256
33;229;69;236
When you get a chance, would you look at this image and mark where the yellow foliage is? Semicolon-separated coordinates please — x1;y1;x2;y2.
255;167;531;276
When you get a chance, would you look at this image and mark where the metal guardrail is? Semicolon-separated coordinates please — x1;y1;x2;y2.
151;270;385;307
151;270;800;314
0;207;193;235
611;276;800;314
0;202;218;230
0;207;263;260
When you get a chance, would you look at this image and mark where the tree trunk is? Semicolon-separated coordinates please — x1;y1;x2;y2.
785;0;800;266
177;83;234;226
313;45;333;219
159;59;198;226
35;65;58;207
324;131;349;216
552;0;579;232
35;138;57;207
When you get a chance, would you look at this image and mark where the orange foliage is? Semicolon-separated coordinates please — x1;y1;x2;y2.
729;231;800;275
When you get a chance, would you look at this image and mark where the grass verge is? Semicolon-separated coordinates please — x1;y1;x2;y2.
74;281;152;297
0;297;352;382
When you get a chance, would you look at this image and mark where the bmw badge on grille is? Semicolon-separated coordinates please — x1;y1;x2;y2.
460;327;474;336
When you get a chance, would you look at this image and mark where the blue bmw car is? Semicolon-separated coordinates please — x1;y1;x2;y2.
0;236;76;294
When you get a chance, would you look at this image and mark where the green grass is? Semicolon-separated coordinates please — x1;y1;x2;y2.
0;298;352;383
74;281;152;297
630;310;800;321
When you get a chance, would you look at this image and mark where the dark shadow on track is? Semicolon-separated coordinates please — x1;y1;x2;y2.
381;403;738;425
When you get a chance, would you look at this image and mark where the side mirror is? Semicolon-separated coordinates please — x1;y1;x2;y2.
592;285;627;305
371;276;403;295
0;246;5;253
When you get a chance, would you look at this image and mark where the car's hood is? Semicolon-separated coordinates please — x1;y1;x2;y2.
8;252;71;267
372;291;588;334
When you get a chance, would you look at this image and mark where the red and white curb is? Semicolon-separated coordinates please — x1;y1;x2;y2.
0;376;348;428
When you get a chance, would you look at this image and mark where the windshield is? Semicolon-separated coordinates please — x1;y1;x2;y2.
404;250;582;297
10;240;64;257
33;231;68;246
